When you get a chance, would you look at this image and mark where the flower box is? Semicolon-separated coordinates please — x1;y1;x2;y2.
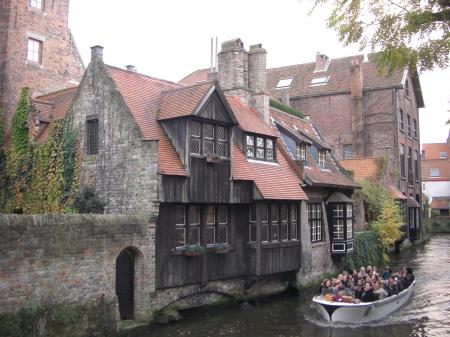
183;244;204;257
208;243;230;254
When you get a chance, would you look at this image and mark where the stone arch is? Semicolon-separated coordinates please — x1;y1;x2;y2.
115;246;144;320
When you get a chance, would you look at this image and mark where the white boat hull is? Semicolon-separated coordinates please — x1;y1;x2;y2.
313;280;416;324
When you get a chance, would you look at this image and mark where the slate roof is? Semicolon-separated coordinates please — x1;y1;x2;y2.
270;107;358;189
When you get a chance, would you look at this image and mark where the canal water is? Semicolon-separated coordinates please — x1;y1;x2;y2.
137;235;450;337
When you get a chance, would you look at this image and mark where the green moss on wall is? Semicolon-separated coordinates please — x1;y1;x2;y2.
269;99;304;119
343;231;384;271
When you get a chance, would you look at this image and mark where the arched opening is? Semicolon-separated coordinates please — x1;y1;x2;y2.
116;248;135;320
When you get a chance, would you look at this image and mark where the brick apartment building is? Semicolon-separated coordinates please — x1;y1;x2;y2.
0;0;84;139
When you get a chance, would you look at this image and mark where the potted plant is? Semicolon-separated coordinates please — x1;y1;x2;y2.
184;244;204;257
208;242;230;254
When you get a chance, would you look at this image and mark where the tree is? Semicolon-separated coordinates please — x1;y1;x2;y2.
311;0;450;72
371;198;404;247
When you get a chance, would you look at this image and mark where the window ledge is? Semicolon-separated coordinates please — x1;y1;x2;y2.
25;60;43;69
311;241;327;248
171;245;234;256
247;240;300;250
247;158;279;166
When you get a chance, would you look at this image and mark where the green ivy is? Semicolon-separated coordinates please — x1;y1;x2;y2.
1;87;82;214
269;98;304;118
343;231;384;271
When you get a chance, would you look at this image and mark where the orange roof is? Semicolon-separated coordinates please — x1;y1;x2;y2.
106;65;180;140
159;81;214;120
231;142;307;200
157;123;188;176
389;186;407;200
179;68;209;85
227;96;277;137
430;198;450;210
421;159;450;182
340;157;380;181
33;87;78;143
422;142;450;160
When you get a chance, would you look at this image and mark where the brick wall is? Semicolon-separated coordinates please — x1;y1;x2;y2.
69;52;160;217
0;214;155;323
0;0;84;137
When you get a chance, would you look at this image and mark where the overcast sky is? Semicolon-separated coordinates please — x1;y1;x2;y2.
69;0;449;145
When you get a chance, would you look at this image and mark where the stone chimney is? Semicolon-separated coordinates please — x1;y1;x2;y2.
350;58;364;157
218;38;250;102
314;52;329;72
90;45;104;63
248;44;269;123
126;65;137;72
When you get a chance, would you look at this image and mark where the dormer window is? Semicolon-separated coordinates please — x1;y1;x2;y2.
190;120;228;158
246;134;276;162
296;143;306;161
276;78;294;89
310;76;329;86
318;150;326;168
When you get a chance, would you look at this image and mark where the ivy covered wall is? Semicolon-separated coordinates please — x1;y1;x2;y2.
0;88;81;214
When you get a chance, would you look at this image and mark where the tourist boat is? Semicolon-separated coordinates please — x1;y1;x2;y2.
312;281;416;324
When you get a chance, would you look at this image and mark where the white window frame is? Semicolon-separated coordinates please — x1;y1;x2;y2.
276;78;294;89
440;152;448;159
27;38;42;64
430;168;440;177
318;150;326;168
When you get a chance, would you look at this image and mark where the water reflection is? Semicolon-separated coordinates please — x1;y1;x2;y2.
134;235;450;337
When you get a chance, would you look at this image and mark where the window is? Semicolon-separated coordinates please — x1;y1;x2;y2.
331;203;353;240
276;78;294;89
404;79;409;97
317;150;326;168
308;203;322;242
407;115;412;138
343;144;353;159
86;119;99;155
188;206;200;245
414;151;419;181
440;152;448;159
27;38;42;64
175;206;186;247
206;205;228;245
400;144;405;178
430;168;440;177
29;0;43;10
249;203;298;243
246;134;276;162
310;76;330;86
413;119;417;138
190;121;228;158
398;109;404;130
408;147;413;185
296;143;306;161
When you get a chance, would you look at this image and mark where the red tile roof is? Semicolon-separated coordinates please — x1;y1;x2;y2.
33;87;78;143
231;142;307;200
340;157;380;181
422;142;450;160
430;198;450;210
227;96;278;137
270;107;358;189
389;186;407;200
159;81;215;120
179;68;209;85
157;123;188;176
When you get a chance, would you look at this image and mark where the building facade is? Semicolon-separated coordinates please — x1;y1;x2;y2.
422;133;450;216
0;0;84;140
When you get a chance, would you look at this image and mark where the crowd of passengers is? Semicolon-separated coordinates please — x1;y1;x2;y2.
319;266;415;303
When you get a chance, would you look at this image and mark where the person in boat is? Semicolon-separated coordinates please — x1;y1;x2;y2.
386;276;400;296
357;267;367;279
382;266;391;281
361;282;378;302
320;279;335;296
353;279;364;300
405;267;414;286
373;280;388;300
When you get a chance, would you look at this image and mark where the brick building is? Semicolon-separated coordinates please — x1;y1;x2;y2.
0;0;84;139
182;52;425;240
422;132;450;216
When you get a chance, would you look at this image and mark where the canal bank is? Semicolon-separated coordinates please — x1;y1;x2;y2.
123;234;450;337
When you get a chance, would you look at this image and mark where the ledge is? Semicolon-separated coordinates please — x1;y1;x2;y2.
247;240;301;250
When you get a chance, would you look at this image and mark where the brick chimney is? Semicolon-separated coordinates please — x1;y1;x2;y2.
90;45;104;63
350;58;364;157
126;65;137;72
314;52;329;72
218;38;250;102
